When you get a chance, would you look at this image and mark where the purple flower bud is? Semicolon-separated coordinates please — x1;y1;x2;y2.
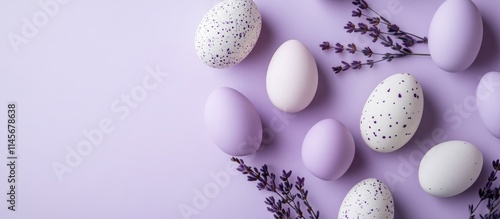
355;22;369;34
362;47;373;57
334;43;344;53
347;43;357;54
388;24;400;33
352;61;362;69
332;66;342;74
352;9;362;17
344;21;356;33
367;17;380;26
319;41;331;50
367;60;375;68
342;61;351;71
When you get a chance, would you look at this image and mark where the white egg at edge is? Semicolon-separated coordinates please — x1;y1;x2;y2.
338;178;394;219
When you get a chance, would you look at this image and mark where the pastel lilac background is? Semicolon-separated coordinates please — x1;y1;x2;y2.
0;0;499;218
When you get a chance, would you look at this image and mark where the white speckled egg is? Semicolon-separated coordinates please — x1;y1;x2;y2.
302;119;355;181
204;87;262;156
477;72;500;138
338;178;394;219
360;73;424;153
266;40;318;113
428;0;483;72
419;140;483;197
195;0;262;69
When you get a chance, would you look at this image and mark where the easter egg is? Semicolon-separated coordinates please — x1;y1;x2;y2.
419;140;483;197
302;119;355;181
338;178;395;219
195;0;262;68
477;72;500;138
266;40;318;113
204;87;262;156
428;0;483;72
360;73;424;153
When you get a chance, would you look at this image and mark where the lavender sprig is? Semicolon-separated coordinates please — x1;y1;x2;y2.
231;157;320;219
327;42;429;74
352;0;428;43
469;159;500;219
321;0;429;73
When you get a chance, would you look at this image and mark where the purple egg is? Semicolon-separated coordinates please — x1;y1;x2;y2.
302;119;355;181
477;72;500;138
205;87;262;156
428;0;483;72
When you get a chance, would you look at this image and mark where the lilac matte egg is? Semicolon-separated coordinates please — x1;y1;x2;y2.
302;119;355;181
477;72;500;138
205;87;262;156
428;0;483;72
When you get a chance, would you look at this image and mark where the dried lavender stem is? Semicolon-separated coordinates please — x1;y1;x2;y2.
377;31;425;41
350;49;429;57
492;200;500;214
367;7;384;21
300;191;317;218
469;164;499;218
403;32;427;41
231;158;314;219
471;199;486;215
365;6;427;41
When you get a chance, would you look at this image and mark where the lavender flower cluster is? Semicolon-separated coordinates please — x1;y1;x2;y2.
469;160;500;219
231;157;320;219
320;0;429;73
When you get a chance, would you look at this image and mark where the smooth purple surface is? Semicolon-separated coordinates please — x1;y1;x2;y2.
428;0;483;72
477;72;500;138
0;0;500;218
302;118;355;181
205;87;262;156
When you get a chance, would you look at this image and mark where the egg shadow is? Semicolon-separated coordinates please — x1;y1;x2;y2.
306;68;332;111
237;14;274;69
254;114;285;157
468;18;499;72
343;138;367;177
254;124;277;155
393;196;411;219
